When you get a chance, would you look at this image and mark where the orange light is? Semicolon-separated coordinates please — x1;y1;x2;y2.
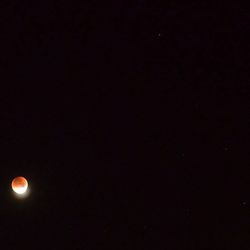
11;176;28;194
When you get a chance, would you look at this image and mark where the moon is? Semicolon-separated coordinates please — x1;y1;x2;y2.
11;176;28;195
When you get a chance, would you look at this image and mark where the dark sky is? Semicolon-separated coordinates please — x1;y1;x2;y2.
0;2;249;249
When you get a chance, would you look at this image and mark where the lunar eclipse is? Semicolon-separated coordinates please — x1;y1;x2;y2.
11;176;28;195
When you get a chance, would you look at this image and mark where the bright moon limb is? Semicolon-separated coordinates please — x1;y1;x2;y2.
11;176;28;195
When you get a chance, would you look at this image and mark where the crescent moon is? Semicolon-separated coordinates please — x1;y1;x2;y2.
12;176;28;194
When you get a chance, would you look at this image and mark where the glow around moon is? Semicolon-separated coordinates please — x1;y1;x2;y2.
11;176;28;195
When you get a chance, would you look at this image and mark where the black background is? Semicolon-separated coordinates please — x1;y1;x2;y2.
0;1;249;249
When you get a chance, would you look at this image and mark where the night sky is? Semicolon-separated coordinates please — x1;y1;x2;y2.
0;2;249;249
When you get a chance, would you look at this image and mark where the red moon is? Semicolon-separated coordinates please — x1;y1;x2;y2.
11;176;28;194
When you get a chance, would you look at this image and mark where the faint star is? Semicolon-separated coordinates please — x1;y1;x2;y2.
241;201;247;206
